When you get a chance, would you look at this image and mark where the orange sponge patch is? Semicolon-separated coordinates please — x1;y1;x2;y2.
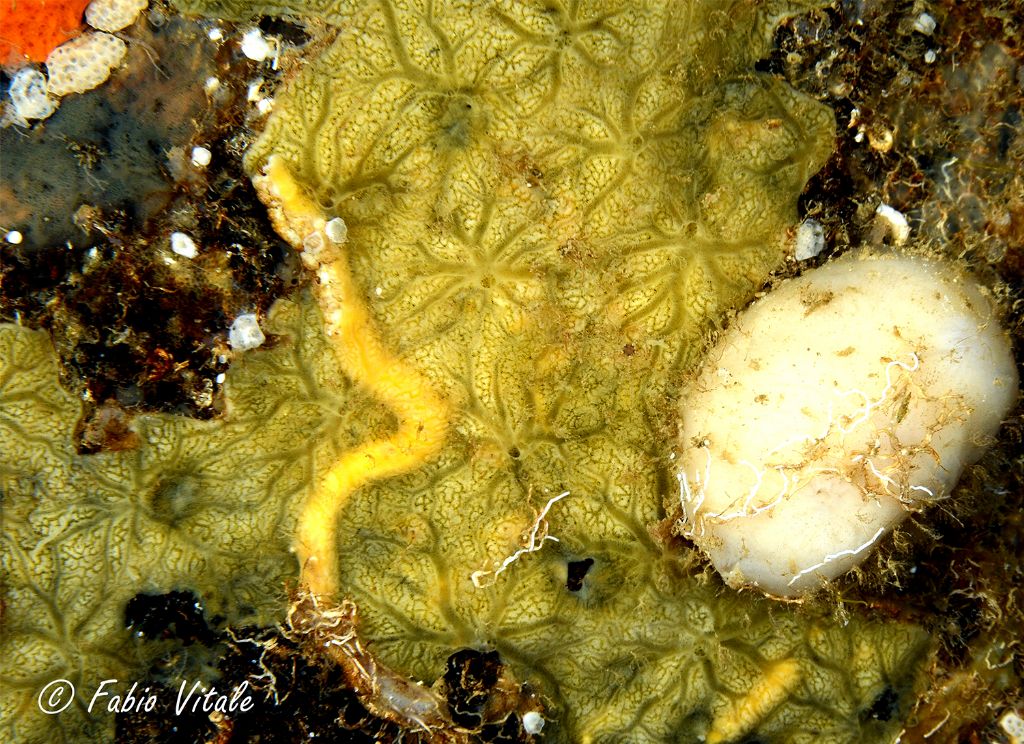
0;0;92;66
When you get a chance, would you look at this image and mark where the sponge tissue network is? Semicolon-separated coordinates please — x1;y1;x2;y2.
677;253;1019;597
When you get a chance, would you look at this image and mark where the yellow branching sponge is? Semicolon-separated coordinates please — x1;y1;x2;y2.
253;155;451;600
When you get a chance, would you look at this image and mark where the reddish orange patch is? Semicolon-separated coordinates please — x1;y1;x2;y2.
0;0;91;67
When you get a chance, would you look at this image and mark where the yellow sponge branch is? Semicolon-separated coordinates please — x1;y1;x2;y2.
253;155;450;599
708;658;802;744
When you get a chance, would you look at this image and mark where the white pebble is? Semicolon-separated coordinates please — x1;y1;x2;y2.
924;49;937;64
794;218;825;260
256;98;273;115
170;232;198;258
241;28;271;62
207;27;224;42
522;711;544;735
325;217;348;244
875;203;911;245
8;68;56;122
191;146;212;167
215;372;226;384
204;76;220;93
247;80;264;102
5;230;24;244
913;12;936;35
229;314;266;351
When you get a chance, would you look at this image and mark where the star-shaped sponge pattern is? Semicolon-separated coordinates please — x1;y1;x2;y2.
0;295;389;743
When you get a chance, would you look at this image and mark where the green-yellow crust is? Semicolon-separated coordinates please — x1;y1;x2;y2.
237;0;836;376
0;298;390;743
4;0;937;741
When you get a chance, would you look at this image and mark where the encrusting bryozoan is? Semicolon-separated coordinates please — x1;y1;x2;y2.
677;253;1019;597
45;31;126;96
85;0;148;33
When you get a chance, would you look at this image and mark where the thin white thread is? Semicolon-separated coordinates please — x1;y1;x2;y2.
471;491;570;588
835;354;919;434
677;448;711;537
786;526;886;587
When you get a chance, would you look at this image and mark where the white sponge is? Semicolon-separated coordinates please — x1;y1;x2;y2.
229;314;266;351
678;253;1018;597
8;69;56;122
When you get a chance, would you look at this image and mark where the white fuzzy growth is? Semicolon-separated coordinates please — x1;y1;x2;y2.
170;232;197;258
241;29;271;61
9;68;56;122
85;0;147;33
46;32;127;96
794;219;825;260
876;203;911;244
522;711;545;735
229;314;266;351
191;146;212;167
913;12;937;35
324;217;347;244
247;80;263;101
678;254;1018;597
